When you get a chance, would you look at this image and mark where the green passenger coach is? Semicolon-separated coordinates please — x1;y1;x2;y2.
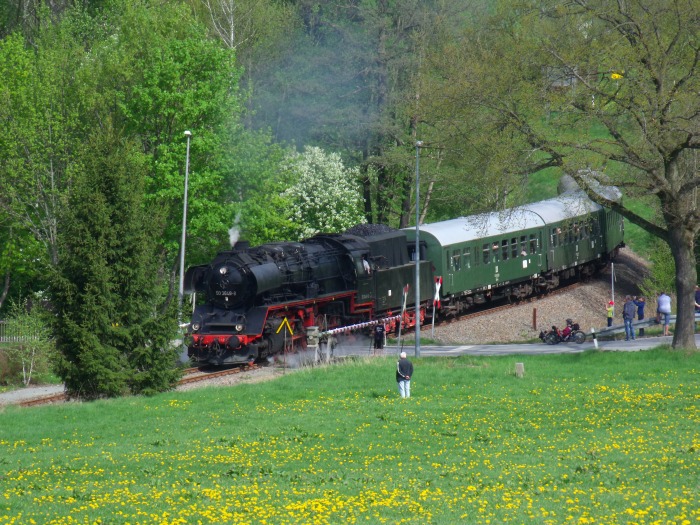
404;190;624;318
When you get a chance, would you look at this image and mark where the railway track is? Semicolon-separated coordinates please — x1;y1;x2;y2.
15;364;261;407
18;392;68;407
178;363;260;385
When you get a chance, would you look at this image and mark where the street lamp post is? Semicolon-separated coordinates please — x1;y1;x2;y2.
414;140;423;358
178;130;192;325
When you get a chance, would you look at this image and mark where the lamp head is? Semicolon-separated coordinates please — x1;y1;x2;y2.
184;130;192;137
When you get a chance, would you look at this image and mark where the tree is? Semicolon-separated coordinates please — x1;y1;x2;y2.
281;146;366;240
98;0;294;265
423;0;700;349
0;26;88;268
1;299;55;387
51;125;180;399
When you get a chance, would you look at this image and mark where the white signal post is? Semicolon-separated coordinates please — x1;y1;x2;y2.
414;140;423;358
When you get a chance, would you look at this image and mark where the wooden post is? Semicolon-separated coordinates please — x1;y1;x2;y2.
515;362;525;378
532;308;537;331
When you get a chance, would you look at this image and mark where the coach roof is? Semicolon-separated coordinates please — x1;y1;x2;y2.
404;191;602;247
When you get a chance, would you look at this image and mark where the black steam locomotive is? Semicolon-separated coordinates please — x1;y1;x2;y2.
184;187;624;365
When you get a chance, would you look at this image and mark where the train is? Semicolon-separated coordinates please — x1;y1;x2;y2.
184;183;624;365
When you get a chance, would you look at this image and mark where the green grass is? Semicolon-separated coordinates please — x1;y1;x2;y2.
1;349;699;524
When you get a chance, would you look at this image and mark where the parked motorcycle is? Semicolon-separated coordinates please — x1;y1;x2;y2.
539;319;586;345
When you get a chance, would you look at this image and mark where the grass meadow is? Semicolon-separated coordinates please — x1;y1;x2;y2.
1;349;699;525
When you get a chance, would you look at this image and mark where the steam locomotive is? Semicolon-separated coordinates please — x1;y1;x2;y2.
184;187;624;365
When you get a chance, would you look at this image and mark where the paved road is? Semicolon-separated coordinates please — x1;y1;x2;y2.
339;333;700;358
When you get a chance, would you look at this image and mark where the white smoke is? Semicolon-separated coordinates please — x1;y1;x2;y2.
228;212;242;248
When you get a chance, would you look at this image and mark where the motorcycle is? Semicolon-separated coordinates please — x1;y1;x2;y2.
539;321;586;345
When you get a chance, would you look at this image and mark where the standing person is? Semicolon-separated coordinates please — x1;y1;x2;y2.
606;301;615;327
396;352;413;398
373;323;386;351
657;291;672;336
623;295;636;341
634;296;646;336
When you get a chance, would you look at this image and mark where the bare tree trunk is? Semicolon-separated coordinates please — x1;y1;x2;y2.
419;180;434;225
667;226;698;349
0;268;9;310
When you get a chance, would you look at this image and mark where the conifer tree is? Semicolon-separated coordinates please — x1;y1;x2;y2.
51;125;180;399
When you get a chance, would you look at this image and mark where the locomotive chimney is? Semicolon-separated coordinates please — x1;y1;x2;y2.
233;241;249;252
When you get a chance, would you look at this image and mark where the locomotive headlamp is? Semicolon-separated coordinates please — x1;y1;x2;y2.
235;323;244;332
219;266;229;275
191;323;201;332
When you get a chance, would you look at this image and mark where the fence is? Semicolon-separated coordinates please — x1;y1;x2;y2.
0;320;41;343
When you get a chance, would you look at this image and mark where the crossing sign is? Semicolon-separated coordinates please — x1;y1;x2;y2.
276;317;294;335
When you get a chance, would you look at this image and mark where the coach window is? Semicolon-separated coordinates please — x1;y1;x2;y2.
453;249;461;271
501;239;509;260
551;229;557;247
492;242;500;263
520;236;527;256
510;238;518;259
483;243;490;264
529;234;537;254
462;248;470;269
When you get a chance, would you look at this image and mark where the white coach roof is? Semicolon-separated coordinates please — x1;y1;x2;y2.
404;191;602;247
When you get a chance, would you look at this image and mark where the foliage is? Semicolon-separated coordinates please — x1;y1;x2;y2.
0;350;698;523
640;240;677;301
94;0;243;265
0;22;90;268
218;125;296;249
50;125;180;399
281;146;366;239
0;299;56;386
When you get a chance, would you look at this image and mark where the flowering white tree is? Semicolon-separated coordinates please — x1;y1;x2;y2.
282;146;366;239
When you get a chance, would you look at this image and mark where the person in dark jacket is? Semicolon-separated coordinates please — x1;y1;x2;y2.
396;352;414;398
374;323;386;351
633;296;646;336
623;295;636;341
